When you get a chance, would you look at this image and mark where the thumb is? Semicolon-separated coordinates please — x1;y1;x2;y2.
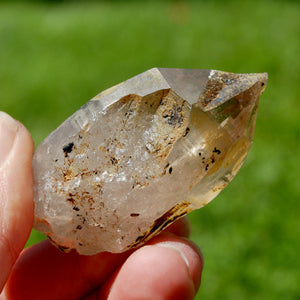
0;112;34;291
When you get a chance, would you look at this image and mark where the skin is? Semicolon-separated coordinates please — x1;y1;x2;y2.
0;112;203;300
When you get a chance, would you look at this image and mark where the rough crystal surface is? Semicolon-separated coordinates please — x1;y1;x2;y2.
33;68;267;255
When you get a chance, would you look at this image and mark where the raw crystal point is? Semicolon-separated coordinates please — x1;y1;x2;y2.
33;68;267;255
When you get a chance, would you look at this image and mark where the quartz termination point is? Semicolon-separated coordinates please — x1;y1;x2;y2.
33;68;268;255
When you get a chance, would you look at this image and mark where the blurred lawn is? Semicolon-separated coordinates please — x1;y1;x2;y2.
0;0;299;299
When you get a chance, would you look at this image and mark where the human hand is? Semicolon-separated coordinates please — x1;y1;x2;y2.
0;112;203;300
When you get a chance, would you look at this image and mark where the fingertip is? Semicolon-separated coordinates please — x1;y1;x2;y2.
5;115;35;240
0;112;34;168
0;113;34;290
105;245;195;300
99;234;203;300
147;233;204;291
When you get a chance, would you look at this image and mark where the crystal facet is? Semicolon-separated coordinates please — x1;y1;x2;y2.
33;68;267;255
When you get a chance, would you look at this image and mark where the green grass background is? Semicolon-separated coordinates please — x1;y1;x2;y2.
0;0;299;298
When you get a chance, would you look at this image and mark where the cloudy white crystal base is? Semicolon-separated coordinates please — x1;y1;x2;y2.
33;68;267;255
